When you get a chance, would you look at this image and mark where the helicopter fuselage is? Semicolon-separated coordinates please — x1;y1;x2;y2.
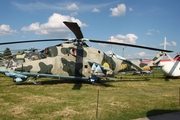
6;43;135;83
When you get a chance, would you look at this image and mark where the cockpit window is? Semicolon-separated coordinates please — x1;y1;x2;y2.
28;52;40;60
27;51;47;61
44;46;58;57
7;58;25;68
13;58;25;64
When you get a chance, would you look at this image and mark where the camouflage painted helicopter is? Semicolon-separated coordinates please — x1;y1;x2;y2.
0;21;173;84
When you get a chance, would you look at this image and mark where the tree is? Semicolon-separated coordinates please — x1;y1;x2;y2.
0;53;3;57
3;48;12;57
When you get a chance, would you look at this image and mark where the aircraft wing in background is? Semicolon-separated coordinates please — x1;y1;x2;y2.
132;70;153;75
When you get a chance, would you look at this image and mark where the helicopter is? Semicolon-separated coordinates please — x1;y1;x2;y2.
153;37;180;78
0;21;173;84
110;51;165;75
158;53;180;77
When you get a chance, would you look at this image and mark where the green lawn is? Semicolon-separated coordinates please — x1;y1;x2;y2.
0;70;179;120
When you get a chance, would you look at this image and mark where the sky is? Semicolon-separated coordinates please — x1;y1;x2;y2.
0;0;179;59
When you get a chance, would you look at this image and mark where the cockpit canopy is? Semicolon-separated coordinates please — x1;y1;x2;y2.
27;46;58;61
43;46;58;57
28;52;46;60
7;58;25;68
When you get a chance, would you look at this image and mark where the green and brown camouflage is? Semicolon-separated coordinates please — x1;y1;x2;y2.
5;43;141;81
4;42;165;84
6;43;165;80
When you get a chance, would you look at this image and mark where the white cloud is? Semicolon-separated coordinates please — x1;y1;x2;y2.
92;8;100;12
12;1;65;11
12;2;79;11
0;24;18;36
160;41;177;46
172;41;177;46
22;22;40;31
129;7;133;11
109;33;138;44
134;52;154;57
21;13;87;37
146;31;152;35
110;4;126;17
12;1;119;13
146;29;160;35
67;3;79;11
105;50;113;55
70;12;78;16
126;52;156;59
136;52;146;57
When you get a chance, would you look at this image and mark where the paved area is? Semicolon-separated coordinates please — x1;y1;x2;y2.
135;111;180;120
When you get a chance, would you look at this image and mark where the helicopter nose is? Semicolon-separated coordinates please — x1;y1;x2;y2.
161;62;180;77
162;64;173;76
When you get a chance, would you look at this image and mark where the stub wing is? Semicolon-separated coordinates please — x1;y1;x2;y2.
0;70;89;84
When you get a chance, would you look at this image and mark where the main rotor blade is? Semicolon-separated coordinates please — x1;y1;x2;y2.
0;39;68;45
63;21;84;39
89;39;173;53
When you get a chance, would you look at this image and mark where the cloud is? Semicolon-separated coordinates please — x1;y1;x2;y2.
0;24;18;36
134;52;155;57
146;31;152;35
12;2;79;11
136;52;146;57
21;13;87;37
172;41;177;46
70;12;78;16
12;1;119;12
12;1;65;11
92;8;100;12
105;50;113;55
110;4;126;17
160;41;177;46
67;3;79;11
129;7;133;11
109;33;138;44
146;29;160;35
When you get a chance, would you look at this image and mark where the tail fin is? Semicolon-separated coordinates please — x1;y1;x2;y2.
147;51;164;66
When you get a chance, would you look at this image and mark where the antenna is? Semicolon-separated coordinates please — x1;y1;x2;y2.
164;37;166;50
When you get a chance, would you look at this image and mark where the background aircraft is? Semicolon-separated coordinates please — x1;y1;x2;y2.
155;37;180;78
159;54;180;77
132;70;153;76
0;21;173;84
110;51;165;75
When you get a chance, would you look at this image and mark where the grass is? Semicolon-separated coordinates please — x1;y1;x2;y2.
0;70;180;120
